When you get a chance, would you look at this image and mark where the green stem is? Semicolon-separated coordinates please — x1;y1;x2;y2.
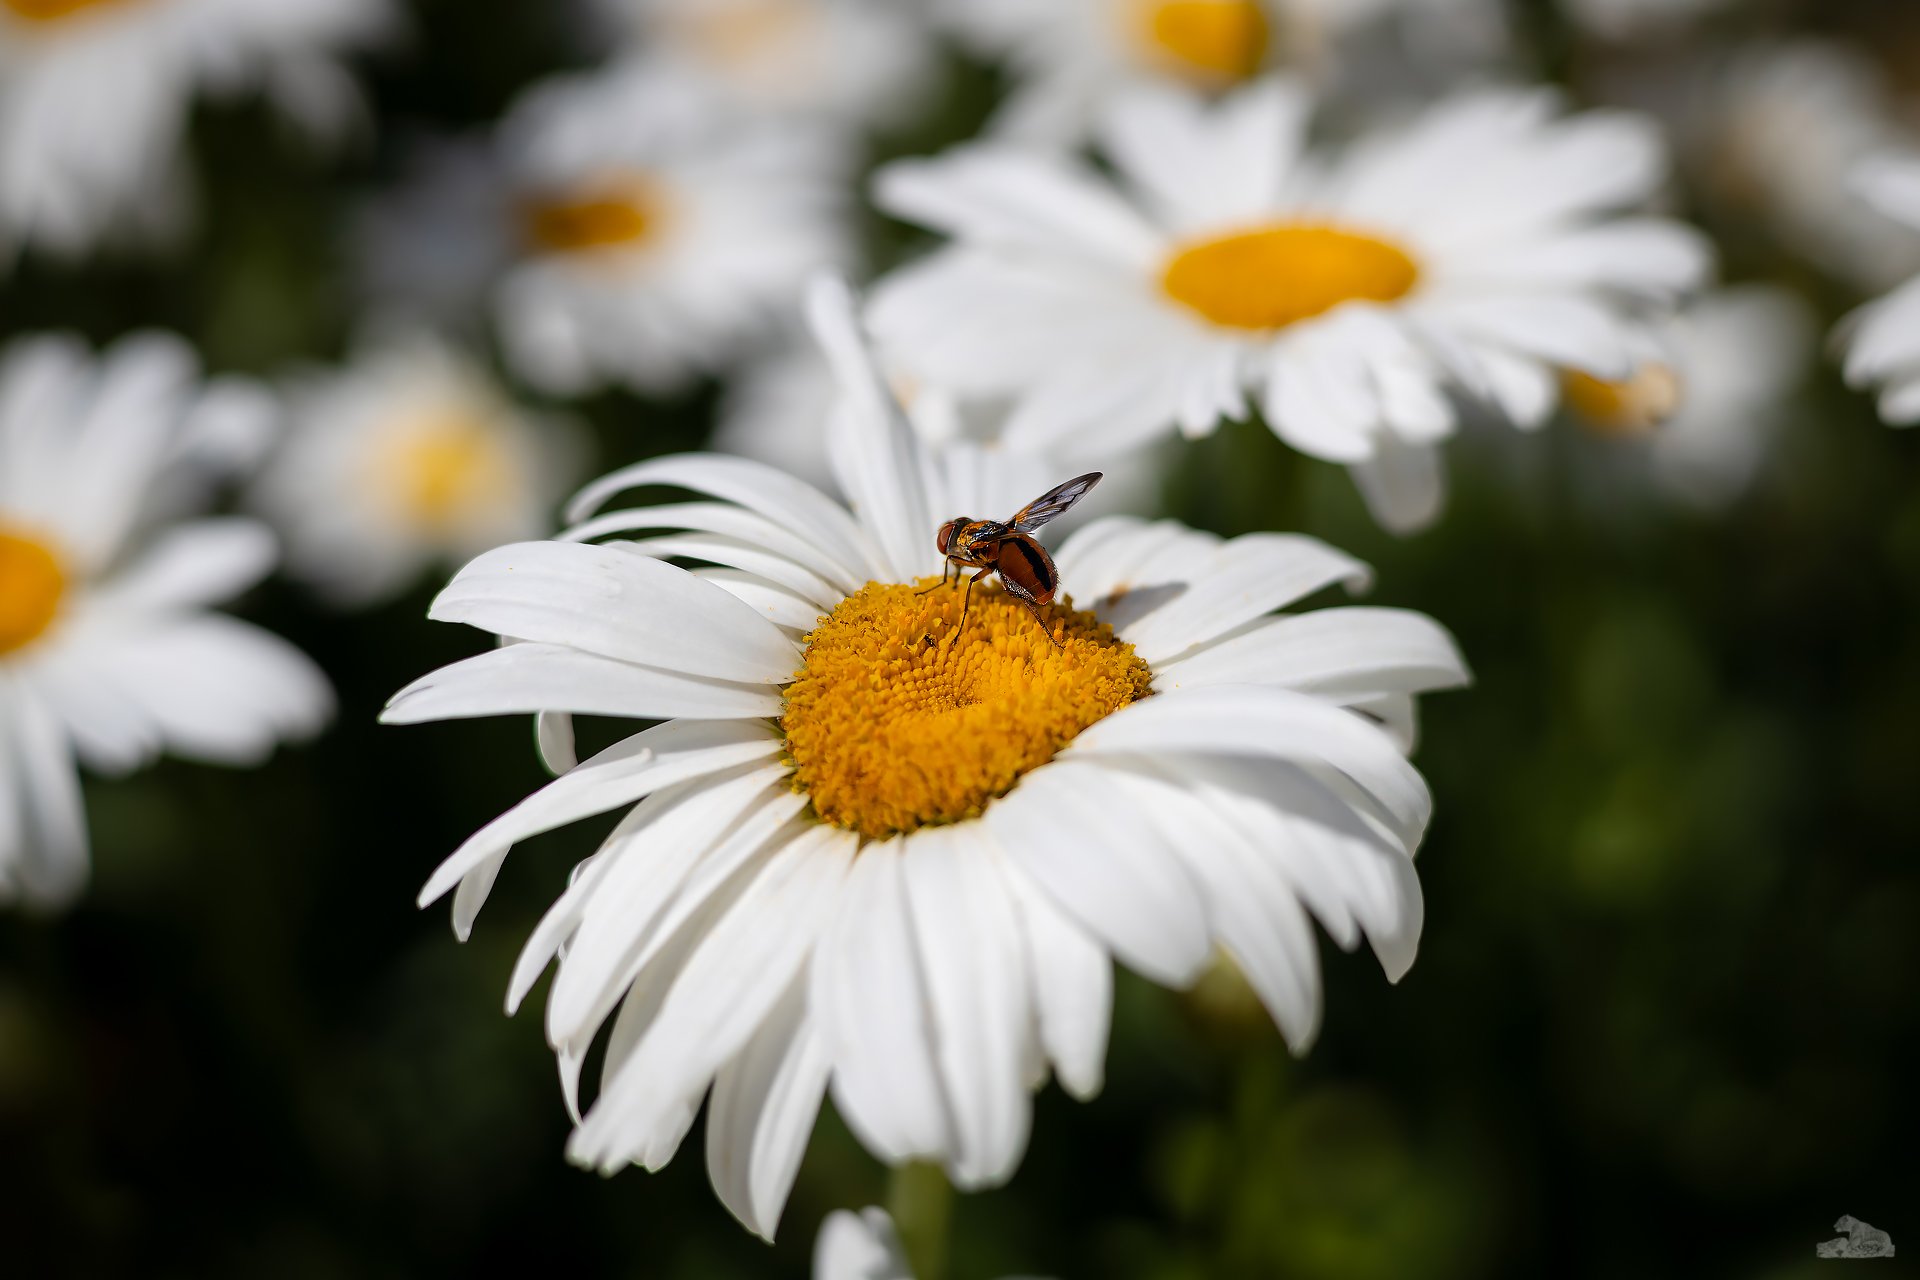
887;1161;954;1280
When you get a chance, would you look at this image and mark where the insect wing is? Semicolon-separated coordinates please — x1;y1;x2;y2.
995;533;1059;605
1010;472;1102;533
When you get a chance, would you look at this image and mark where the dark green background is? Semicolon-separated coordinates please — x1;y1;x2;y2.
3;1;1917;1275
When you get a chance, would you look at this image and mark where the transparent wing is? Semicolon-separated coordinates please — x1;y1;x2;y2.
1010;472;1102;532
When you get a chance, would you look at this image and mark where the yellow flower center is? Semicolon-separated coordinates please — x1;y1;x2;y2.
1561;365;1682;438
0;527;66;657
523;178;659;255
1136;0;1270;84
380;414;514;534
2;0;129;22
1160;224;1421;331
782;579;1153;840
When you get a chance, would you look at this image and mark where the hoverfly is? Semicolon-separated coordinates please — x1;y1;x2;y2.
924;472;1102;645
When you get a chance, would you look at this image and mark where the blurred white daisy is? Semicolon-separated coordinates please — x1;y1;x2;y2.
582;0;940;129
1674;42;1920;292
934;0;1506;144
494;65;854;397
1560;285;1814;507
870;77;1710;533
254;332;586;608
1840;155;1920;426
383;280;1467;1238
814;1205;1048;1280
716;331;1166;522
715;331;971;495
0;332;331;908
0;0;394;263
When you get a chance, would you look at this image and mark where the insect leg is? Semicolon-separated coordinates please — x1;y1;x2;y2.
958;566;993;631
914;561;955;596
1020;598;1063;648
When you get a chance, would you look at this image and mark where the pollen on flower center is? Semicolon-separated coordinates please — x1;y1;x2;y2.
524;178;660;255
1136;0;1270;84
1161;224;1421;331
381;414;513;532
782;580;1153;840
1561;364;1683;437
2;0;129;22
0;527;66;657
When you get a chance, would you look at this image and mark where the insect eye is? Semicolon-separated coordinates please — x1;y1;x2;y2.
936;520;959;553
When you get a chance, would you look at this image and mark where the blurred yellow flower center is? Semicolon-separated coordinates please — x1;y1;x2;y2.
1561;364;1682;438
0;527;66;657
381;415;513;533
783;580;1153;840
1137;0;1270;83
524;179;659;254
2;0;130;21
1161;225;1420;331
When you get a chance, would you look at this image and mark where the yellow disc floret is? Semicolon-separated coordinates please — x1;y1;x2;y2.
524;178;660;255
782;580;1153;840
1561;364;1682;437
380;412;514;535
0;526;66;657
1161;224;1420;331
1137;0;1270;85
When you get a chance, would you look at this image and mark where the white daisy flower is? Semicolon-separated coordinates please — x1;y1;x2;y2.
0;0;394;263
934;0;1507;144
382;280;1468;1238
1840;155;1920;426
253;332;586;608
0;332;332;908
869;77;1711;534
814;1205;1048;1280
582;0;940;130
1559;285;1814;507
1667;41;1920;292
495;64;854;397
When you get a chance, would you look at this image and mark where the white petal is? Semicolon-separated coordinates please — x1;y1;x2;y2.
873;148;1162;267
1348;437;1448;536
382;643;784;724
1001;858;1110;1101
0;679;89;908
706;973;832;1242
814;1208;914;1280
901;825;1032;1188
416;719;783;910
544;765;796;1048
563;500;863;596
570;825;855;1171
1070;687;1432;850
55;614;331;767
90;518;276;611
809;277;940;584
429;542;800;684
812;838;952;1164
566;453;876;586
1103;533;1373;663
1156;607;1471;698
984;762;1212;987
